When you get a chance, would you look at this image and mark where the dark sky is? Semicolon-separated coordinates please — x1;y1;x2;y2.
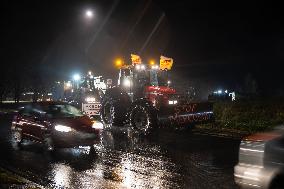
1;0;284;93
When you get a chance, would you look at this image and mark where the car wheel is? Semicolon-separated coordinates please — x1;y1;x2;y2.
89;145;96;155
270;176;284;189
11;127;23;149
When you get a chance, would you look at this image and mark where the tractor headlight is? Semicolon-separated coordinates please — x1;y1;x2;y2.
151;65;159;70
168;100;178;105
135;64;145;70
92;121;104;129
55;125;72;132
123;78;131;87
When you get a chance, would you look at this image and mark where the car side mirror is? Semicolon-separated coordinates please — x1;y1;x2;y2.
33;116;41;121
33;113;46;121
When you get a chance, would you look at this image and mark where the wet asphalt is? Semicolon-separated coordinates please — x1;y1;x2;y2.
0;115;241;189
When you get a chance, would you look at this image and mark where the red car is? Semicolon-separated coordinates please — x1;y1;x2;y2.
11;102;103;151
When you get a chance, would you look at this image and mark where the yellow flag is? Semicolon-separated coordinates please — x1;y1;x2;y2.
131;54;142;65
160;56;173;70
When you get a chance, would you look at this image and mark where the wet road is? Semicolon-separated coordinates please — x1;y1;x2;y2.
0;115;240;189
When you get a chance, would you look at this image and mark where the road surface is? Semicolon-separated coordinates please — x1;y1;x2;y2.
0;115;240;189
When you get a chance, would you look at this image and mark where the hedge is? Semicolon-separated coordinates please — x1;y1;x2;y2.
212;99;284;133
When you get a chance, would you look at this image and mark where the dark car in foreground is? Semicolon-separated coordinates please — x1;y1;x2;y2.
234;126;284;189
11;102;103;151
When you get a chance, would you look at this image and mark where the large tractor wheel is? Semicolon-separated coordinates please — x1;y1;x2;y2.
100;88;130;128
128;101;157;136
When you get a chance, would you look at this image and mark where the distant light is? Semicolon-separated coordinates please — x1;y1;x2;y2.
88;71;92;75
217;90;222;94
66;82;72;88
73;74;81;81
167;80;171;84
85;10;94;19
48;93;52;96
229;92;236;101
141;64;145;70
115;58;123;68
225;90;228;93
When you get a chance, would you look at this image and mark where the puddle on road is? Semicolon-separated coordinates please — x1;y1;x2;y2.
1;126;238;189
41;130;238;189
46;130;184;189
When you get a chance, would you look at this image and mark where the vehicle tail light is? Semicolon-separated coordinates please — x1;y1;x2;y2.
244;132;281;142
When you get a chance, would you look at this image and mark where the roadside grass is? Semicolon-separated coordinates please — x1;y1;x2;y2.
211;99;284;133
0;168;25;185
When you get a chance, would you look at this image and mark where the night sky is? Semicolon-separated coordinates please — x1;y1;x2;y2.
1;0;284;95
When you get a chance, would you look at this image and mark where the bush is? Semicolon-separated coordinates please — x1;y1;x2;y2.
213;99;284;133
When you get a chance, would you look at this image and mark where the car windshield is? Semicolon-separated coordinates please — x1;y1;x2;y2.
44;104;83;118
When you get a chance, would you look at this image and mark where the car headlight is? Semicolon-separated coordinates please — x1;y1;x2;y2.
55;125;72;132
168;100;178;105
92;121;103;129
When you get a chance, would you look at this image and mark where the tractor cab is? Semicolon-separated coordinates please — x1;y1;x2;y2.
117;64;175;106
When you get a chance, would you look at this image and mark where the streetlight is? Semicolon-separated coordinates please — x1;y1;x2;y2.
83;8;95;71
85;9;94;19
73;74;81;81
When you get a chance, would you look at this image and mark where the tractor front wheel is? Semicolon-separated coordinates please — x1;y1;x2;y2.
100;98;126;128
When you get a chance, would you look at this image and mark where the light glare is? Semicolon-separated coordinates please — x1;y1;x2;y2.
85;10;94;18
73;74;81;81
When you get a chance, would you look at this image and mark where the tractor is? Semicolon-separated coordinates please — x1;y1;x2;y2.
100;61;214;135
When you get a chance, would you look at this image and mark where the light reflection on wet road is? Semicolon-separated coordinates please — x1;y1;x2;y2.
0;116;240;189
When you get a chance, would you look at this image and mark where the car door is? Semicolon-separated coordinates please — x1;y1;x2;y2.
28;107;46;141
17;106;31;135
